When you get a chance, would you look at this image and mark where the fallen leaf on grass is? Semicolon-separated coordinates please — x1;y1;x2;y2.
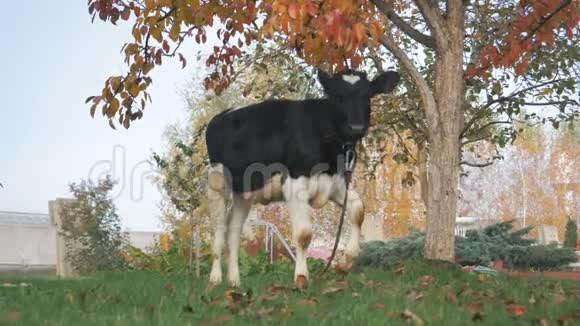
201;295;223;306
144;304;155;317
352;292;360;298
503;298;516;305
464;302;483;312
201;314;232;326
163;283;175;293
277;303;292;317
506;304;527;317
553;293;566;304
370;303;385;309
406;289;424;303
418;275;434;286
298;298;318;306
402;308;424;325
443;290;458;302
1;283;31;288
271;283;288;294
539;319;549;326
323;281;347;295
558;311;580;325
254;306;275;317
458;284;471;298
394;265;405;274
529;294;536;305
1;310;21;322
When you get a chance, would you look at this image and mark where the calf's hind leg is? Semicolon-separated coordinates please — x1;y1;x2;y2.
331;182;364;262
225;196;251;287
208;165;230;285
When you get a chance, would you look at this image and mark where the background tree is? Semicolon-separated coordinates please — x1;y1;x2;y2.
88;0;578;261
59;175;127;274
564;218;578;248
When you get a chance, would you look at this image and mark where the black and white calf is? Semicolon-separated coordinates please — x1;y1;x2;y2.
205;69;400;287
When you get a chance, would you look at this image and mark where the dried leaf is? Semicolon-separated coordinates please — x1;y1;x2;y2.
406;289;424;303
323;281;347;295
271;283;288;294
255;306;275;317
506;304;527;317
465;302;483;312
402;308;424;325
163;283;175;293
394;265;405;274
2;310;21;322
444;290;458;303
558;312;580;325
418;275;434;285
298;298;318;306
553;293;566;304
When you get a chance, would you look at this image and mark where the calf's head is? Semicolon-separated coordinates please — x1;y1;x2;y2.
318;69;400;141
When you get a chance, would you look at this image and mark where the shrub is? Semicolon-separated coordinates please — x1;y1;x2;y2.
59;176;128;274
356;221;576;271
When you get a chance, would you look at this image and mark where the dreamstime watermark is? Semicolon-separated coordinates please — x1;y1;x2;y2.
86;144;423;204
87;145;158;202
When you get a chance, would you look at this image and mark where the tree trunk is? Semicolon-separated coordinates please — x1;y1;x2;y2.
416;142;428;209
195;225;201;278
423;5;465;261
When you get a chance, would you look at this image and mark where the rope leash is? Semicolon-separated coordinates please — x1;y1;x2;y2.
319;144;357;275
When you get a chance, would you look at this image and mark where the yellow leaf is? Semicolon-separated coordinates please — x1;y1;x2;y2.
132;25;142;43
110;77;122;91
108;98;120;117
128;83;140;97
169;23;181;42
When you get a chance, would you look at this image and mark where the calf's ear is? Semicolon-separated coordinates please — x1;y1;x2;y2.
370;71;400;96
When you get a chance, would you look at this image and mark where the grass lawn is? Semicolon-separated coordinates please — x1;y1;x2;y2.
1;260;580;325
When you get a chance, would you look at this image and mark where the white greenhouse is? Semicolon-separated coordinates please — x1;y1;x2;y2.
0;210;159;273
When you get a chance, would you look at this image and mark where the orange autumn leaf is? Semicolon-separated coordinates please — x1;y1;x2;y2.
506;304;527;316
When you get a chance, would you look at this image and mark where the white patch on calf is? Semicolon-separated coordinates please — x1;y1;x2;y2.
342;74;361;85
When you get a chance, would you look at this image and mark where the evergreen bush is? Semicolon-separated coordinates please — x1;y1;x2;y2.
356;220;576;271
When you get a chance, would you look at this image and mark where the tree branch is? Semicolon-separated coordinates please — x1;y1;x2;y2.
371;0;435;48
413;0;448;50
460;79;563;137
379;33;439;135
460;160;494;168
461;133;491;147
523;100;573;106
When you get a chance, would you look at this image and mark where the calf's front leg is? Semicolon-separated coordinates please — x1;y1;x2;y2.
283;177;312;288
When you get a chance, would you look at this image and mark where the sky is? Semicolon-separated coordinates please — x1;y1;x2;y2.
0;2;206;231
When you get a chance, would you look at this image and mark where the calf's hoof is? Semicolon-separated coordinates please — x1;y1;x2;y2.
295;275;308;289
209;271;222;286
335;252;355;275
